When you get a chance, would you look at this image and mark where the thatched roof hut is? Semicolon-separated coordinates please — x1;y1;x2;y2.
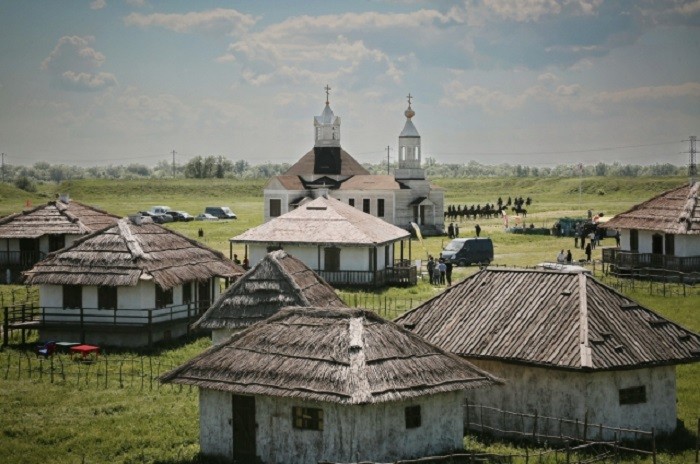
232;195;410;247
0;198;119;238
600;181;700;235
193;250;346;332
396;267;700;437
24;217;244;290
163;306;501;404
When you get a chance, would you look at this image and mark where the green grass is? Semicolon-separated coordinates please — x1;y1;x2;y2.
0;176;698;463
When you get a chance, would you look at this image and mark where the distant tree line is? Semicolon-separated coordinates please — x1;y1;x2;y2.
1;156;687;193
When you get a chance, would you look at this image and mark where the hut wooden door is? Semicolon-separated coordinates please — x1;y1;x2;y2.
232;395;256;463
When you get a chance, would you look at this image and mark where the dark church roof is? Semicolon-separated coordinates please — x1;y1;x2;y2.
283;147;369;177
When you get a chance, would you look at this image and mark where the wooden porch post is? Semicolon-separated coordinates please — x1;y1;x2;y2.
400;240;404;262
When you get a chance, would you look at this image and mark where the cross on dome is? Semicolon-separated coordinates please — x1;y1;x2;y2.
325;85;331;104
405;92;415;120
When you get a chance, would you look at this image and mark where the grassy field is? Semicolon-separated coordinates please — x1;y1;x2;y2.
0;175;698;463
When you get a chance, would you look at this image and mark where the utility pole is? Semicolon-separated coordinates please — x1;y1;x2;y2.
687;136;697;185
1;153;5;183
171;150;176;178
577;163;583;205
386;146;391;174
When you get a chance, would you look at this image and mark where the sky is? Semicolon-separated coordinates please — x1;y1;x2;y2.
0;0;699;168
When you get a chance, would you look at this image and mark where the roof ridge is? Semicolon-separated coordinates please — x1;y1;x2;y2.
349;315;371;403
578;273;592;368
118;219;145;260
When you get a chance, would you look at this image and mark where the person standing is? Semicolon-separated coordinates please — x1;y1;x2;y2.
557;250;565;263
438;259;447;285
447;223;454;239
475;224;481;237
566;249;573;264
445;261;453;286
454;223;459;237
585;243;592;262
427;256;435;285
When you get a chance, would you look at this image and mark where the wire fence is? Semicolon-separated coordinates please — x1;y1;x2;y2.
0;349;190;393
338;292;417;320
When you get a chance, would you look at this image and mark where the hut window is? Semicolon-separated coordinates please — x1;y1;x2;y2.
619;386;646;405
62;285;82;309
155;286;173;309
269;199;281;218
348;198;355;207
98;286;117;310
324;248;340;272
377;199;385;217
182;283;192;305
362;198;371;214
292;406;323;431
405;405;421;429
48;235;65;252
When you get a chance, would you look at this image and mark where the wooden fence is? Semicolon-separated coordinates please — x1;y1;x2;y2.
0;350;189;392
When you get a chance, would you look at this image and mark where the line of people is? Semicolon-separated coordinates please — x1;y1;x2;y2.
426;255;453;286
557;244;592;264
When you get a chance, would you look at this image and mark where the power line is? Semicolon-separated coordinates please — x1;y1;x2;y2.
433;140;679;157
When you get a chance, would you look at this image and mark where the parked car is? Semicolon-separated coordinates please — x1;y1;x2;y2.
195;213;219;221
149;206;172;215
151;213;173;224
166;211;194;222
204;206;237;219
440;237;494;266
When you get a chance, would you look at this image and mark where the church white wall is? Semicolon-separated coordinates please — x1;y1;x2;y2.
465;360;677;439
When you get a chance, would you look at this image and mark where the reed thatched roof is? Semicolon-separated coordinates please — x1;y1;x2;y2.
194;250;346;331
396;268;700;371
161;307;502;404
231;195;410;247
600;181;700;234
0;199;120;239
24;217;244;289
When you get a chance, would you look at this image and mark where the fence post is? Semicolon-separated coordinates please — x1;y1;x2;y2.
3;306;8;346
148;310;153;348
533;410;538;441
583;410;588;442
696;418;699;463
49;354;54;383
20;304;26;344
104;357;108;389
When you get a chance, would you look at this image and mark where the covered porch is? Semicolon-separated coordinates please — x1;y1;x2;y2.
602;248;700;273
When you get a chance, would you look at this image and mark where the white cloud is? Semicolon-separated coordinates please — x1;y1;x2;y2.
474;0;602;22
595;82;700;103
441;78;700;115
60;71;117;91
41;36;104;71
537;73;559;85
41;36;117;92
90;0;106;10
124;8;256;35
481;0;562;22
125;0;148;7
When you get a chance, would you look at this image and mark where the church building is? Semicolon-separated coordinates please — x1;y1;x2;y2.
263;88;445;236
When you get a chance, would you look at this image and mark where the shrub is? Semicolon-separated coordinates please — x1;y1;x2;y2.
14;176;36;192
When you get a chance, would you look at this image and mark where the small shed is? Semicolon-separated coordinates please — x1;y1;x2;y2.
0;198;120;282
193;249;347;344
23;216;244;347
396;268;700;438
231;195;416;287
161;307;502;464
